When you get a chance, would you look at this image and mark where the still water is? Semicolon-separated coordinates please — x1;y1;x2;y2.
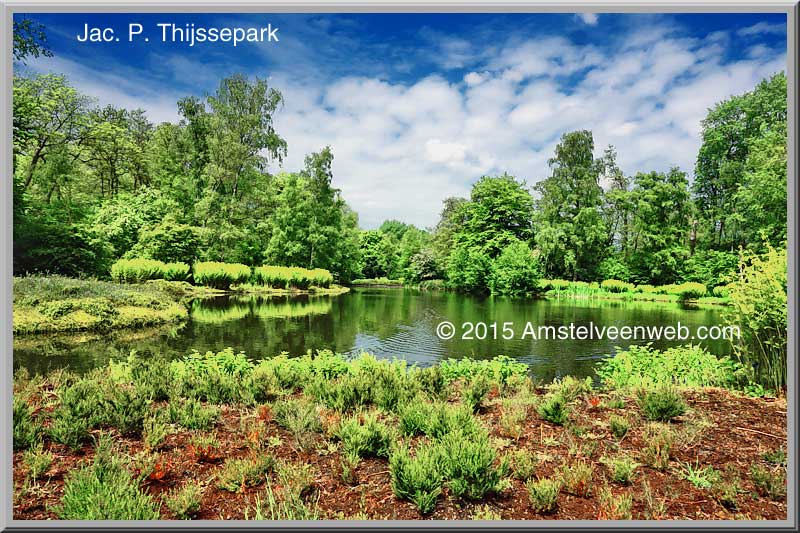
14;288;732;381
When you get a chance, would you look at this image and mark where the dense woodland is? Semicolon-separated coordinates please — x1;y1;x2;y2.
13;21;787;297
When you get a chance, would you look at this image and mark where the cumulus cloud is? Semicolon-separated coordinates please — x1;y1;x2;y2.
22;16;787;229
578;13;599;25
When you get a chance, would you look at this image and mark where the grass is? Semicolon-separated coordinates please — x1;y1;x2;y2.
13;275;188;334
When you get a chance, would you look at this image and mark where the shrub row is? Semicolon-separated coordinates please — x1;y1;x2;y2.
542;279;711;300
110;259;334;291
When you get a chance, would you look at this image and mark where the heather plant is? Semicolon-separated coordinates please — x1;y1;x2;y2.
389;442;443;515
526;477;560;513
637;386;687;422
336;411;394;458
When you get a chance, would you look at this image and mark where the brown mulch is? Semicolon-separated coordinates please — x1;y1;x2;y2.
13;388;787;521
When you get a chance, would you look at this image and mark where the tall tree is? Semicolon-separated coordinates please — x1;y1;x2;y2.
534;130;607;280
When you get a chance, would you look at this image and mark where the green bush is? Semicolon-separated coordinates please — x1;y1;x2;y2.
537;394;570;425
165;482;203;519
110;258;166;283
636;386;686;422
751;465;786;500
217;455;275;492
168;398;219;430
526;477;560;513
336;412;394;458
49;378;105;450
253;265;334;289
596;344;742;389
601;454;639;485
192;261;252;289
13;397;42;451
462;375;491;412
389;442;443;515
673;282;708;301
162;262;191;282
57;435;160;519
436;429;509;500
641;423;674;470
488;240;542;296
609;415;629;440
273;399;321;449
601;279;635;293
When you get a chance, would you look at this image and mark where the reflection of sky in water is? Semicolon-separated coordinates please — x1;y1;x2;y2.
14;290;732;382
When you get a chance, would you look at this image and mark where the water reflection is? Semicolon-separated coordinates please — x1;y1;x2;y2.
14;289;732;382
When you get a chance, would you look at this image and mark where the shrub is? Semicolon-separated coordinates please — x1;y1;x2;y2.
601;279;635;293
168;398;219;430
253;265;334;289
165;482;203;519
110;258;166;283
526;477;560;513
414;365;448;400
143;413;170;451
641;423;674;470
162;262;191;282
537;394;570;425
192;261;252;289
398;401;433;437
13;397;41;451
637;386;686;422
608;415;629;440
462;375;491;412
336;412;394;458
23;443;53;480
437;429;509;500
598;486;633;520
681;461;721;489
507;449;538;481
673;282;708;301
49;378;105;450
601;454;639;485
273;399;321;449
727;246;787;391
597;344;741;389
57;435;160;519
217;455;275;493
499;400;528;440
547;375;593;403
487;240;542;296
389;442;443;515
100;385;147;436
751;465;786;500
558;460;594;497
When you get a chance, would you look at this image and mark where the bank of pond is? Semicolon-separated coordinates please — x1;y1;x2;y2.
12;350;786;521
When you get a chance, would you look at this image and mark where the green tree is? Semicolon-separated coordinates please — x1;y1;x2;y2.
693;72;786;250
488;239;542;296
534;130;607;280
13;18;52;63
627;168;691;285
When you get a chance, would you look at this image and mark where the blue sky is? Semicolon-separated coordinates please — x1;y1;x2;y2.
16;12;787;228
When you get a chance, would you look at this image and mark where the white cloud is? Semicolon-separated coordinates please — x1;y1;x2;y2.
737;21;786;36
578;13;599;25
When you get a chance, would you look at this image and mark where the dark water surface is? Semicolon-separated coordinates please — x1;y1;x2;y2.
14;288;732;381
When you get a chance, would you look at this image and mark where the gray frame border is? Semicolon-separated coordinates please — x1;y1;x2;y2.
0;0;797;530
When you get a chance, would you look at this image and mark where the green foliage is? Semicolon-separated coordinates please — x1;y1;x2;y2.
336;412;394;458
488;239;542;296
751;465;786;500
526;477;560;513
727;246;787;390
608;415;629;440
165;482;203;519
558;460;594;497
49;378;105;450
636;386;686;422
537;394;570;425
23;443;53;480
13;397;42;451
439;355;528;386
461;375;491;412
507;449;538;481
57;435;160;519
168;398;219;430
600;279;635;293
436;429;509;500
127;220;204;265
601;454;639;485
192;261;252;289
254;265;333;289
680;250;738;289
389;442;443;515
273;398;321;449
641;423;674;471
596;344;742;389
681;461;721;489
217;455;275;492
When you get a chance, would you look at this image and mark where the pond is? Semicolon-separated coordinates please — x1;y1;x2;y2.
13;288;733;381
